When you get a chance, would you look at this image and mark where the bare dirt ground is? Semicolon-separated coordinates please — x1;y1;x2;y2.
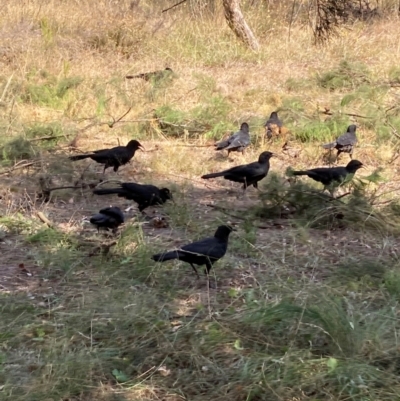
1;138;397;297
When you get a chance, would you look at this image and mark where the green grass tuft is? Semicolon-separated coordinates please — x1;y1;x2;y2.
317;60;371;90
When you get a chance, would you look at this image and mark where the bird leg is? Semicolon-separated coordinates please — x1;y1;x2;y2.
205;263;216;289
190;264;200;279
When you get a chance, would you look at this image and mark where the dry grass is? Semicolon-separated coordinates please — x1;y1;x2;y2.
2;1;400;400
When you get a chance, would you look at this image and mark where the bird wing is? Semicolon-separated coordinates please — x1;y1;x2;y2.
306;167;347;185
180;237;227;260
120;183;160;203
90;213;110;225
225;132;250;150
226;161;266;177
328;167;348;182
99;207;124;222
92;147;116;156
215;131;238;149
336;132;357;146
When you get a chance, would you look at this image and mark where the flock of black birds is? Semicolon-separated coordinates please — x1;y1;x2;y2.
66;86;361;283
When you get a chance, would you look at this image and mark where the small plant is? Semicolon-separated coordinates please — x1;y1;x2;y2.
317;60;371;90
20;73;83;108
0;136;37;164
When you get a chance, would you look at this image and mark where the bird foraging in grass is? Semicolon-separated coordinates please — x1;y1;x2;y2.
201;151;274;191
265;111;284;140
215;122;250;156
291;159;363;196
322;124;358;160
151;225;233;282
93;182;172;213
90;206;124;233
69;139;144;175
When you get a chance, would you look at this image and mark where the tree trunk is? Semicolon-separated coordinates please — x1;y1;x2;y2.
222;0;260;51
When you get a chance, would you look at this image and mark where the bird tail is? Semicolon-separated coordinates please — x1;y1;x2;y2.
215;140;229;150
322;141;337;149
152;251;180;262
201;171;226;179
292;171;308;176
93;188;127;196
69;154;92;161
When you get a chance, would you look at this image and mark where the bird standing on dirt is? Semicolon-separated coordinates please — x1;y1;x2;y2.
322;124;358;160
201;151;274;191
215;122;251;156
151;225;233;280
69;140;144;174
265;111;283;140
291;159;363;196
93;182;172;212
125;67;173;82
90;206;124;232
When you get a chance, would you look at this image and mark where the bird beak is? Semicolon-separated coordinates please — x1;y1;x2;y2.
139;144;145;151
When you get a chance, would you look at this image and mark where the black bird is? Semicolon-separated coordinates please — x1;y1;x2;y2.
69;140;144;174
265;111;283;140
125;67;173;82
89;206;124;232
215;122;251;156
292;159;363;195
151;225;233;278
93;183;172;212
201;151;274;190
322;124;358;159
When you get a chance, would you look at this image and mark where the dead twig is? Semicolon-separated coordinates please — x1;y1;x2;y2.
106;107;132;128
206;204;290;229
206;203;246;220
94;179;123;188
162;0;187;13
386;121;400;140
29;135;66;142
320;108;372;119
0;160;40;176
37;211;54;227
331;192;351;200
175;144;215;148
68;107;133;147
88;241;118;257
